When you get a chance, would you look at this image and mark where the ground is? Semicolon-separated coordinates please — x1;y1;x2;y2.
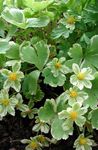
0;113;98;150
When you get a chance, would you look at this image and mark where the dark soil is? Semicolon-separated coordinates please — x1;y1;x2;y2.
0;113;75;150
0;113;98;150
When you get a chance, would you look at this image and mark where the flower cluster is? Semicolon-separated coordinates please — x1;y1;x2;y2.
41;62;95;149
56;63;95;150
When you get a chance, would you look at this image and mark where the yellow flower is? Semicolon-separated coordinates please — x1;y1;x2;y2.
70;111;78;121
9;72;17;81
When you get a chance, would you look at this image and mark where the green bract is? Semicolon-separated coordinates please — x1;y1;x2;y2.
1;62;24;92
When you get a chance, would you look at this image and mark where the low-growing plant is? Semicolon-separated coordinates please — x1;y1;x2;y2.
0;0;98;150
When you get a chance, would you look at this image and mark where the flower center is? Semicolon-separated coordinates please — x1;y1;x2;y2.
67;16;76;24
9;72;17;81
30;141;38;149
77;72;85;80
38;135;46;143
55;61;62;69
70;111;78;121
70;90;78;98
79;137;87;145
2;99;9;106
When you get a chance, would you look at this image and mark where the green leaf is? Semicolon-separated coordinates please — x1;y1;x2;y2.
0;54;6;68
51;24;70;39
33;86;44;102
68;43;83;58
2;7;50;28
56;92;68;112
84;73;98;109
1;7;26;29
90;35;98;51
22;70;40;95
6;42;20;59
0;0;3;13
51;117;68;140
20;45;35;64
23;0;54;12
84;35;98;69
26;16;50;28
66;43;83;68
0;20;5;38
20;40;49;70
38;99;56;122
91;108;98;129
0;39;10;54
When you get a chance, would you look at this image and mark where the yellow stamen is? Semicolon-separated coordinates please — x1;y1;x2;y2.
79;137;87;145
77;72;85;80
2;99;9;106
66;16;76;25
55;61;62;69
70;90;78;98
70;111;78;121
9;72;17;81
30;141;38;149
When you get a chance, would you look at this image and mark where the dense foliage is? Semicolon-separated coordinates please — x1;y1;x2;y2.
0;0;98;149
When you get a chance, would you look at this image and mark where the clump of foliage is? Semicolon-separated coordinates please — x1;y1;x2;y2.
0;0;98;150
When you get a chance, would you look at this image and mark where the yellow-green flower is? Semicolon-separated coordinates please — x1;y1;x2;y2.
64;86;88;106
26;139;41;150
0;89;18;118
58;103;87;131
59;12;80;31
1;62;24;92
47;57;70;77
70;63;94;90
43;57;70;87
74;134;95;150
21;135;49;150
